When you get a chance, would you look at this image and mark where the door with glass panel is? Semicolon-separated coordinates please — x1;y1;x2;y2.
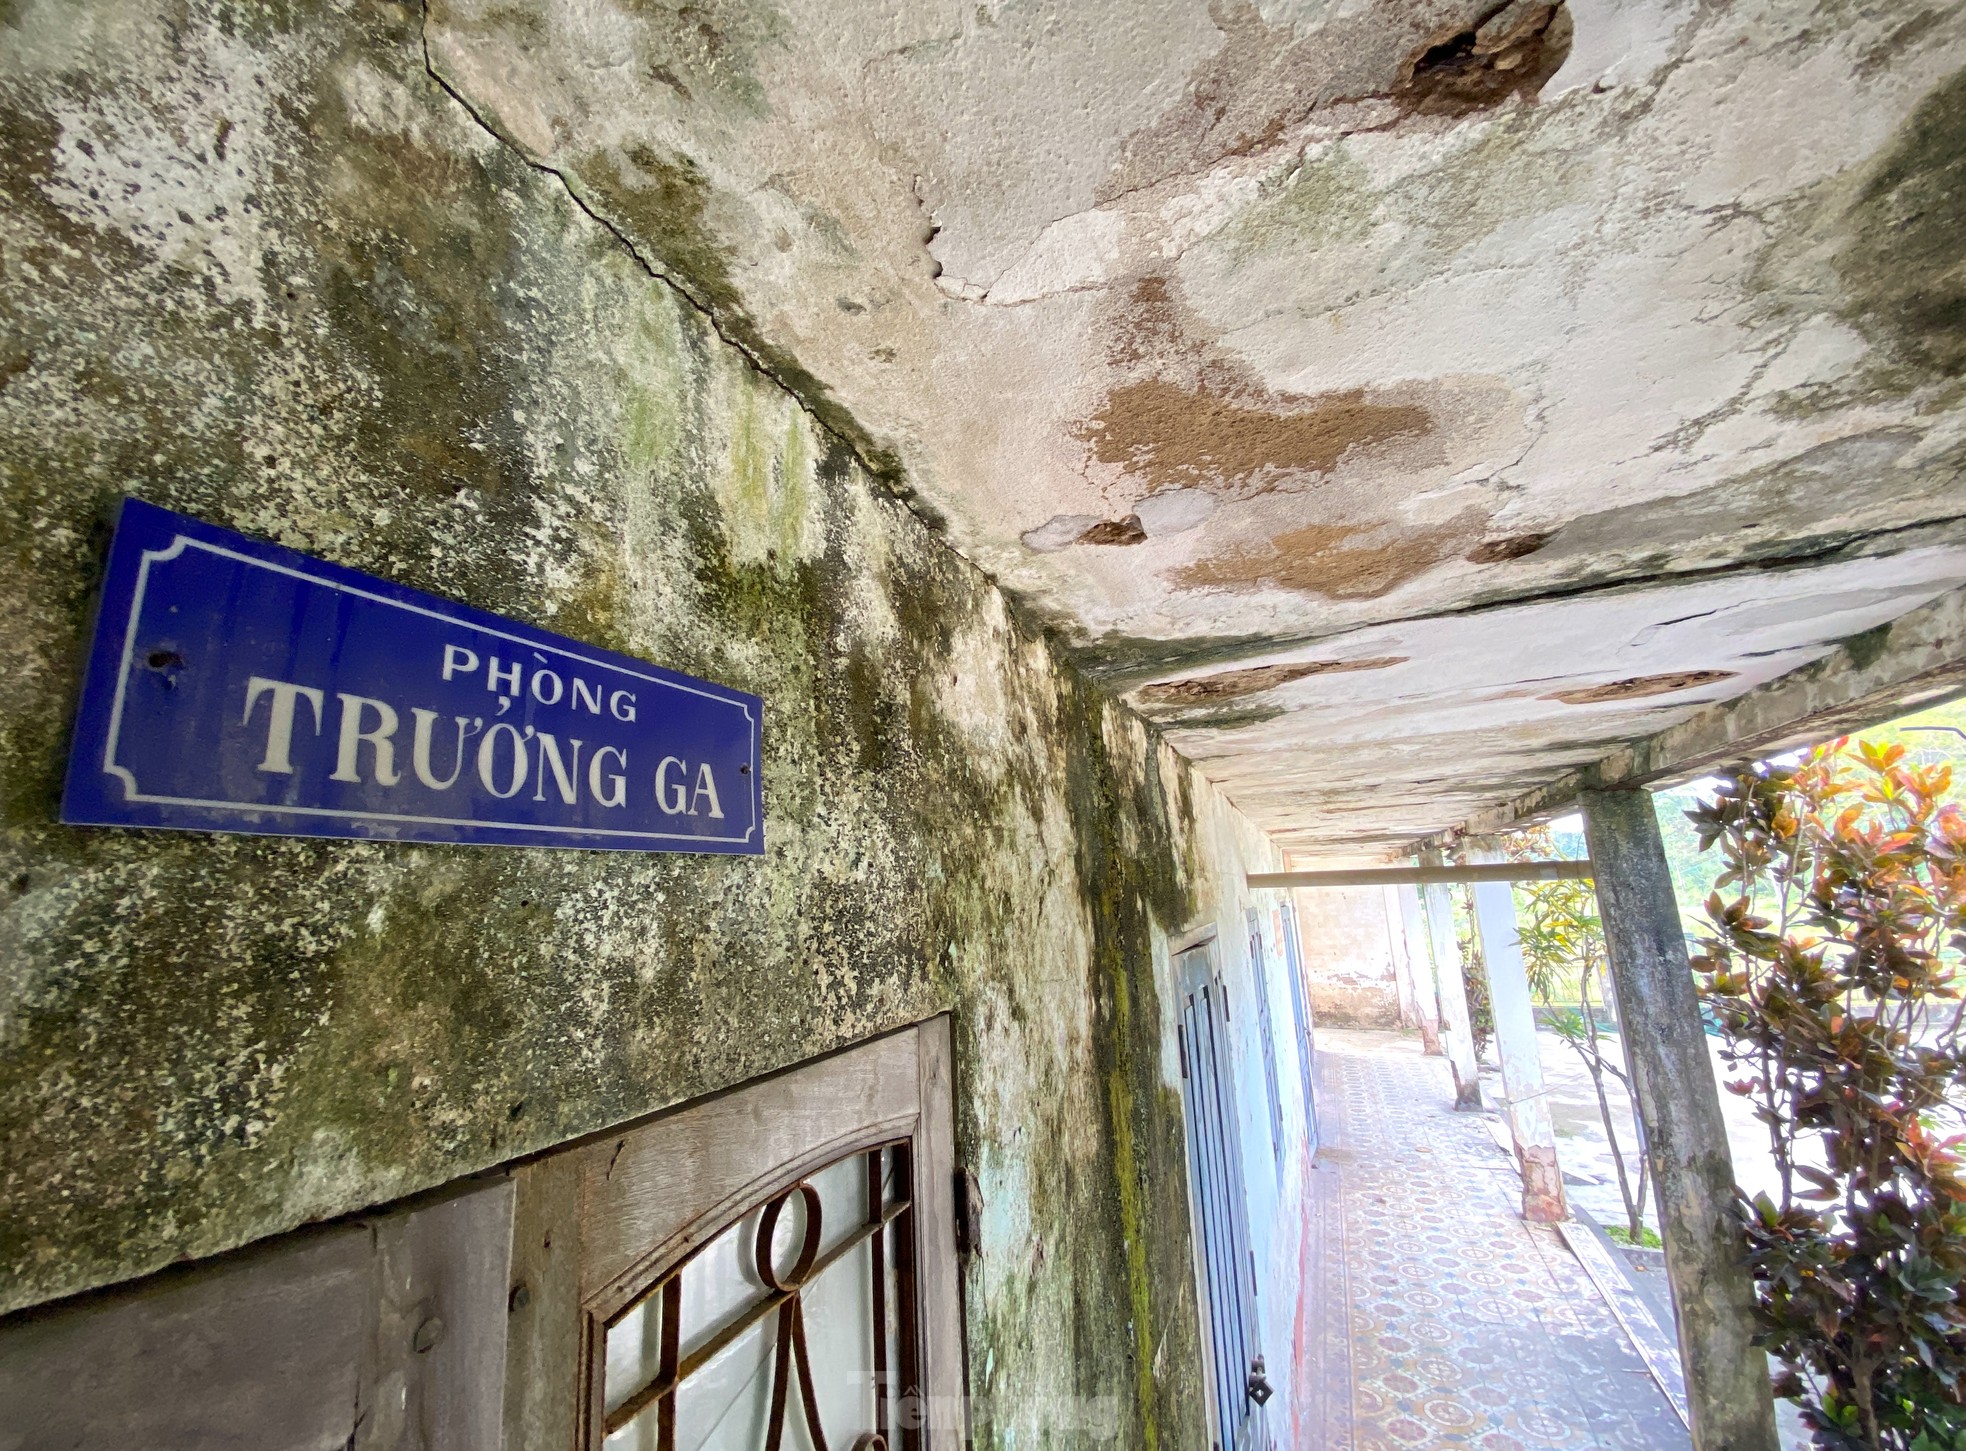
502;1019;964;1451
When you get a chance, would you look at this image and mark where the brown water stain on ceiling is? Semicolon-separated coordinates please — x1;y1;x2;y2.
1078;380;1434;499
1079;275;1436;502
1179;513;1489;599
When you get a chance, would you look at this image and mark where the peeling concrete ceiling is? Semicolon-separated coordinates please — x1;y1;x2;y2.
426;0;1966;856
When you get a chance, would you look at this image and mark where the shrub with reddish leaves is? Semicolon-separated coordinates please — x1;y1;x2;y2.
1692;739;1966;1450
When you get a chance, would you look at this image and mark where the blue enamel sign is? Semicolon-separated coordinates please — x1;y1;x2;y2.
61;498;763;854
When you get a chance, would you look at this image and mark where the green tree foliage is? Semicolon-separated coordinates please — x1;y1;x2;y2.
1660;701;1966;937
1508;825;1652;1241
1691;739;1966;1450
1505;824;1586;1001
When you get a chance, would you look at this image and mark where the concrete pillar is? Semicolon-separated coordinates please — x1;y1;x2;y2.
1466;843;1566;1223
1416;849;1481;1109
1392;884;1442;1054
1580;788;1777;1451
1382;884;1421;1029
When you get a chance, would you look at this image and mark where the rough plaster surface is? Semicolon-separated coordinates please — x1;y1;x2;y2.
0;4;1313;1438
1290;885;1402;1026
419;0;1966;854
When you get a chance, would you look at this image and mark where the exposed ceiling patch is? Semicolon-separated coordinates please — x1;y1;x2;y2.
1140;655;1407;705
1132;488;1216;537
1467;531;1554;563
1096;0;1574;210
1397;0;1575;118
1021;514;1103;553
1545;670;1738;705
1077;515;1148;546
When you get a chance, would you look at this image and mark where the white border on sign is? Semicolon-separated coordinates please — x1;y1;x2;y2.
101;534;761;845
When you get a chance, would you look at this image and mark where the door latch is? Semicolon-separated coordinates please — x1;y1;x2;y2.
1246;1354;1274;1406
954;1166;983;1259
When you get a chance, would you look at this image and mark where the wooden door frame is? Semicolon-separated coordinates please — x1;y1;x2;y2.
501;1016;964;1451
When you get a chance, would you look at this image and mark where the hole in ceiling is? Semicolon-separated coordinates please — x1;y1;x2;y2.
1398;0;1575;117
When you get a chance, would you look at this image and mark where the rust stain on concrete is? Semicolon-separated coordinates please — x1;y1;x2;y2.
1140;655;1407;704
1178;514;1487;599
1102;277;1209;375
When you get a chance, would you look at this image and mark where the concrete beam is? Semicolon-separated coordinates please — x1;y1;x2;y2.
1444;584;1966;845
1417;850;1482;1108
1391;884;1442;1055
1384;883;1422;1031
1579;788;1777;1451
1465;844;1566;1223
1250;862;1594;889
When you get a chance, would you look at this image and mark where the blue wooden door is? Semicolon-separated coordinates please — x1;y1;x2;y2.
1177;942;1259;1450
1246;909;1286;1173
1276;898;1319;1155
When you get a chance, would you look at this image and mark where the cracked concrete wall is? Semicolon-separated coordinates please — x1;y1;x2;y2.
0;3;1305;1441
414;0;1966;856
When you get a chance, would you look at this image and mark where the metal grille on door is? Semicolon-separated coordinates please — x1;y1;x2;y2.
599;1144;920;1451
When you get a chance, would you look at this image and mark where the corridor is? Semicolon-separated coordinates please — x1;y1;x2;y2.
3;3;1958;1445
1295;1031;1689;1451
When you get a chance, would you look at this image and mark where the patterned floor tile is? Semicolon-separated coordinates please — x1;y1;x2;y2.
1295;1030;1691;1451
